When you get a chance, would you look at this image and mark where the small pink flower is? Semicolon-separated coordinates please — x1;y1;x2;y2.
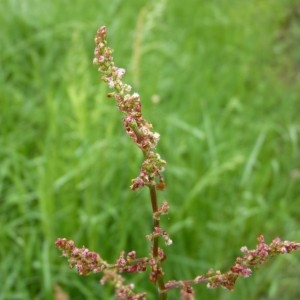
116;68;126;78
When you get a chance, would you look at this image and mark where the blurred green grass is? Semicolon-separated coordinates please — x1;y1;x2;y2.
1;0;300;299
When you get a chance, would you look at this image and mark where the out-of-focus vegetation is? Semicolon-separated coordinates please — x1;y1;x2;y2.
1;0;299;299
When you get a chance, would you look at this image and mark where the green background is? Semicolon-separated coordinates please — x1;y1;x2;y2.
1;0;300;299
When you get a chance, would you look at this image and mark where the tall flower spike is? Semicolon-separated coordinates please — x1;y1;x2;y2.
93;26;166;190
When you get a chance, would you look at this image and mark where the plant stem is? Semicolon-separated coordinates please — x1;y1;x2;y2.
149;185;167;300
149;185;159;256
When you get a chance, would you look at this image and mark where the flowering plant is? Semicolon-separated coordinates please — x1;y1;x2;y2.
56;26;300;300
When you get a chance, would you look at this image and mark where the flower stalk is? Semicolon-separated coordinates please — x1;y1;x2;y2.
55;25;300;299
93;25;168;298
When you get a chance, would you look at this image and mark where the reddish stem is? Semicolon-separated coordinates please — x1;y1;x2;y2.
149;185;167;299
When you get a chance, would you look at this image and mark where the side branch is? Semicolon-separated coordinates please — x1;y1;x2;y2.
164;235;300;293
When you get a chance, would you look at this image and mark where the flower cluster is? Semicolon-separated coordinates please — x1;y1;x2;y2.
153;200;169;220
56;238;150;299
152;235;300;297
93;26;166;190
55;238;107;275
101;270;147;300
146;226;173;246
203;235;300;290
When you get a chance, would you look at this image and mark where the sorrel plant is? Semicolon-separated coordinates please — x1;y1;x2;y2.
55;26;300;300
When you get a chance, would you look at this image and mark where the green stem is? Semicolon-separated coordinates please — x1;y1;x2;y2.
149;185;167;300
